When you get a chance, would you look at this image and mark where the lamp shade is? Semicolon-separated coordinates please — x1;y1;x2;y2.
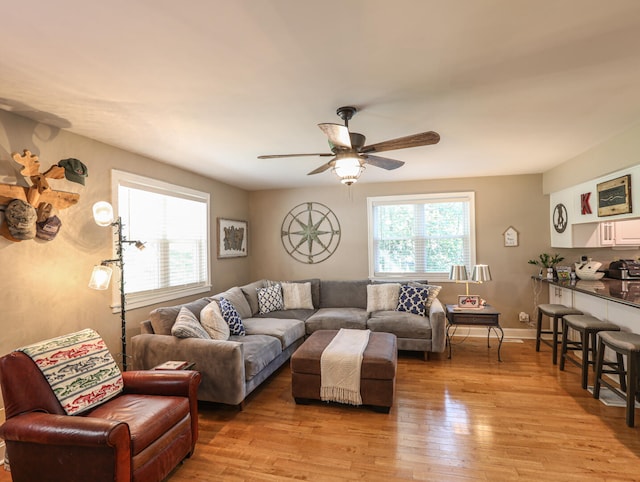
471;264;492;283
449;265;469;281
89;265;113;290
93;201;114;226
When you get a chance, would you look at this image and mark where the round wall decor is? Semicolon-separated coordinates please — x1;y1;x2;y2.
553;203;568;233
281;202;341;264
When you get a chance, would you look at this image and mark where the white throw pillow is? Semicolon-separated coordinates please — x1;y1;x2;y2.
200;301;230;340
171;307;212;339
281;281;314;310
366;283;401;312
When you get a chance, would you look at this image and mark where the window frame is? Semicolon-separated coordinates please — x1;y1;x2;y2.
110;169;211;311
367;192;476;283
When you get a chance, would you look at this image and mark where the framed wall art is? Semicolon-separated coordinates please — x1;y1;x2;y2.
597;174;632;217
217;218;248;258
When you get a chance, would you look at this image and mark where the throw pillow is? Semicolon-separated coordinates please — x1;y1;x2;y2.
281;281;314;310
366;283;401;312
200;301;230;340
409;282;442;311
219;297;246;336
257;283;284;314
18;328;124;415
396;284;429;316
214;286;252;319
171;307;212;339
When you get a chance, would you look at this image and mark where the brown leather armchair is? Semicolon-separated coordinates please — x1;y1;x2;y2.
0;351;201;482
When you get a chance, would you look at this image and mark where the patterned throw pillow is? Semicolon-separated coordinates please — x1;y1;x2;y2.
171;307;212;339
409;282;442;311
257;284;284;314
220;297;246;336
396;284;429;316
18;328;124;415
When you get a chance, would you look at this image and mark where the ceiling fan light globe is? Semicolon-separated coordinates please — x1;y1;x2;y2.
333;157;364;185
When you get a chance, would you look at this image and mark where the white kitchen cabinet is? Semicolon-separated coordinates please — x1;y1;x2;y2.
612;219;640;245
549;285;573;306
569;220;640;248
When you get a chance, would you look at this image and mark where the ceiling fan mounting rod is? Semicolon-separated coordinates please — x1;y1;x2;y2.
336;106;357;128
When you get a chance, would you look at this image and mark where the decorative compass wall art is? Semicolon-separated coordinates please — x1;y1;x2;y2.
281;202;341;264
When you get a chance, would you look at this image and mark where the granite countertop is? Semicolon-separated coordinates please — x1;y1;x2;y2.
537;277;640;308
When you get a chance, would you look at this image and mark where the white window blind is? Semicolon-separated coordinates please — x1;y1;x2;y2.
367;192;475;282
112;170;210;310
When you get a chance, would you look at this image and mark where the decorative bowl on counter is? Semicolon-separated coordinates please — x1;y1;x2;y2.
574;260;605;280
575;271;605;280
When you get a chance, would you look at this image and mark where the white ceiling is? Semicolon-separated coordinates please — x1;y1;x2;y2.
2;0;640;191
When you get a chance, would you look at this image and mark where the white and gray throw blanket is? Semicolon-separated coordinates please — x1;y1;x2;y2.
320;328;371;405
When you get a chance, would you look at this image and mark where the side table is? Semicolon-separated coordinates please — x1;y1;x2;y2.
152;360;196;370
446;304;504;361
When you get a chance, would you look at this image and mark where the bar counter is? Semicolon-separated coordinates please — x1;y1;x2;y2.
538;277;640;309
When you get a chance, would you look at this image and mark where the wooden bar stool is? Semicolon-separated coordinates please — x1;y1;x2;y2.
536;304;582;365
593;331;640;428
560;314;620;389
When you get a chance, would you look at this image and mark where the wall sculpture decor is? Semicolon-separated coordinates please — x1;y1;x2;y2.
281;202;341;264
0;149;85;242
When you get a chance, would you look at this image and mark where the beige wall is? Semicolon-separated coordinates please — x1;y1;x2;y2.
249;174;550;329
0;110;250;363
543;119;640;194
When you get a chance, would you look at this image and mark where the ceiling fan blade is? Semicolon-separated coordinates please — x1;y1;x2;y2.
318;123;351;149
307;159;335;175
364;154;405;170
258;153;333;159
362;131;440;154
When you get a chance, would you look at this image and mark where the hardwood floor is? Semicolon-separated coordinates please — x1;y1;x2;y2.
2;338;640;481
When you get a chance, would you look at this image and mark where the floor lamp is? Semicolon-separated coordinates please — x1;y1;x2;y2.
88;201;145;371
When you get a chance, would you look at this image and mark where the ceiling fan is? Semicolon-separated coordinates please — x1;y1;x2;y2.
258;106;440;185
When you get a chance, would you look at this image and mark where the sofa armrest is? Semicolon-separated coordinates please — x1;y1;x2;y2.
429;298;446;353
131;334;246;405
0;412;131;481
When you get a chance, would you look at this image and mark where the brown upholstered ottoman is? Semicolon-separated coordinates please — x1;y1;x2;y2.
291;330;397;413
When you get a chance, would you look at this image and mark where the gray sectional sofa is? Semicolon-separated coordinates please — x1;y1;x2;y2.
131;278;445;407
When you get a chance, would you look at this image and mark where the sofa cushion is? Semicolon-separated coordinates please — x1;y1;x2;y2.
230;334;282;380
149;297;212;335
319;279;369;309
213;286;252;320
257;284;284;314
366;283;400;313
305;307;368;334
242;317;305;349
367;310;432;339
87;393;190;456
171;307;212;339
200;301;230;340
282;281;314;310
240;279;267;315
220;298;246;336
396;284;428;316
254;308;317;322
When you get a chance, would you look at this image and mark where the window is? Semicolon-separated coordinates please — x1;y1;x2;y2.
112;170;210;310
367;192;475;282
